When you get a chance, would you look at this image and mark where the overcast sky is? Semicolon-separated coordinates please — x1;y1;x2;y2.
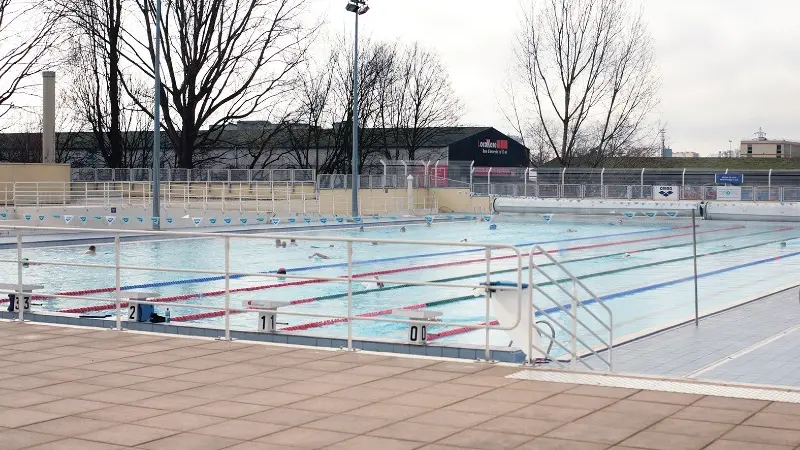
311;0;800;156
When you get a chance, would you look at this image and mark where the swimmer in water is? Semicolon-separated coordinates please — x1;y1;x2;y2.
281;241;287;249
277;267;287;281
566;228;577;233
359;226;364;232
375;276;385;289
311;244;335;249
84;245;96;255
400;226;406;233
289;239;297;247
460;238;468;242
426;222;432;227
781;241;787;248
623;252;632;258
371;241;378;246
309;252;331;260
275;239;282;248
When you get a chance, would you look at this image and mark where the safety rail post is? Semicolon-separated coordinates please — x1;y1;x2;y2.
570;280;578;368
346;241;354;351
600;168;605;189
223;236;231;340
487;168;492;196
469;161;475;192
16;231;23;322
523;168;529;197
114;235;122;330
484;246;492;362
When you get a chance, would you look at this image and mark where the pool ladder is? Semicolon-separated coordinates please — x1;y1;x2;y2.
528;245;613;371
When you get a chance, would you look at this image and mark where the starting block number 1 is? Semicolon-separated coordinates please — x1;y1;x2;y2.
259;312;277;332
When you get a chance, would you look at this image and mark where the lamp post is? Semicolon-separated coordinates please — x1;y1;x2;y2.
346;0;369;217
151;0;163;230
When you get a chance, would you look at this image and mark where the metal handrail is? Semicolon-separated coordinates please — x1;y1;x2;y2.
528;245;613;370
1;224;524;362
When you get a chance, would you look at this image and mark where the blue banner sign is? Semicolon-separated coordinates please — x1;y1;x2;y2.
715;173;744;185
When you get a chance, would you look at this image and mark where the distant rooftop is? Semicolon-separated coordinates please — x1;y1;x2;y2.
540;157;800;170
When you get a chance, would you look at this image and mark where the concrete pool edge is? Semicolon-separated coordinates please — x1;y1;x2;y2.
0;310;527;363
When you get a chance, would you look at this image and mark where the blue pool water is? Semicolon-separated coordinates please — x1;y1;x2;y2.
3;216;800;352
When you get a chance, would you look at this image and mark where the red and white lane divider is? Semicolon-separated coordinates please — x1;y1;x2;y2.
56;225;743;315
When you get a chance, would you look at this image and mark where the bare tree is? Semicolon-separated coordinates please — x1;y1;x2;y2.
58;0;129;167
0;1;61;124
123;0;313;169
513;0;659;167
389;43;461;161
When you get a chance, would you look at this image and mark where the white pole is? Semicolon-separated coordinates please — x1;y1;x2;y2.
346;241;354;350
115;235;122;331
151;0;162;230
570;280;578;368
16;231;23;322
223;236;231;340
406;175;414;211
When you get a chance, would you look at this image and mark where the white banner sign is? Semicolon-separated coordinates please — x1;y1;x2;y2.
716;186;742;201
653;185;679;200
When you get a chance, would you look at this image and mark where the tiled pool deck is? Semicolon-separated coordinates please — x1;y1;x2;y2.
1;321;800;449
584;286;800;387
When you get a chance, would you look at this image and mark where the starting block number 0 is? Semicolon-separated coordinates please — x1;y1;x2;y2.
409;324;427;342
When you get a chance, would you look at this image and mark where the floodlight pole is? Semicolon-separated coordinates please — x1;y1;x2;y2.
151;0;163;230
347;0;368;218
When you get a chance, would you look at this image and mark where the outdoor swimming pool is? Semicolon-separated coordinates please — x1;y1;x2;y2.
3;216;800;355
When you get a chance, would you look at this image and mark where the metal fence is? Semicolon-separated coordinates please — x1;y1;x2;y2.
71;168;316;184
475;183;797;202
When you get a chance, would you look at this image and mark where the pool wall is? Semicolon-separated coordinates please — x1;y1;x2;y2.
0;310;526;363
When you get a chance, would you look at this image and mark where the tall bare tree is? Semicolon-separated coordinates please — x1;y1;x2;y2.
125;0;313;169
0;0;61;125
512;0;658;167
389;43;461;161
58;0;128;167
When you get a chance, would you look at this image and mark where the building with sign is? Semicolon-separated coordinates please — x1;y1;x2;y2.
740;129;800;158
0;125;530;173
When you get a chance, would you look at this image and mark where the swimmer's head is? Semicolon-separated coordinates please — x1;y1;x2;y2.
781;242;787;247
277;267;287;275
281;242;287;248
400;227;406;232
371;241;378;246
88;245;96;252
623;252;631;258
275;239;281;246
489;224;497;230
359;226;364;232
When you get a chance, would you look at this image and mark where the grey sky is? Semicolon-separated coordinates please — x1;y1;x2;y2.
313;0;800;156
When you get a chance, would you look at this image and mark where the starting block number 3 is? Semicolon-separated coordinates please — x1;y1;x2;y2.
13;296;30;312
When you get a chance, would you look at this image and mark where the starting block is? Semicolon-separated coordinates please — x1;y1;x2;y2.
243;300;290;332
391;309;442;345
0;283;44;312
121;292;160;322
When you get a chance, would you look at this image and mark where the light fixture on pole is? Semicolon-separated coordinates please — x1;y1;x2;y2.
151;0;163;230
346;0;369;218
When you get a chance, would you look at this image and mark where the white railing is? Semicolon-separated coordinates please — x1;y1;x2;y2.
528;245;612;370
476;183;800;202
71;168;316;183
0;225;527;362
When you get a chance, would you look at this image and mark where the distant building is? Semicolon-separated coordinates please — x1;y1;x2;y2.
672;151;699;158
740;128;800;158
661;148;672;157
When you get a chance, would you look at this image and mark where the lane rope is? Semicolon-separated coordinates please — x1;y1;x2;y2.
55;225;693;298
170;224;766;324
60;226;735;315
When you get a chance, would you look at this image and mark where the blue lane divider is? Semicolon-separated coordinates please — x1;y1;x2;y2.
120;225;690;291
535;249;800;317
